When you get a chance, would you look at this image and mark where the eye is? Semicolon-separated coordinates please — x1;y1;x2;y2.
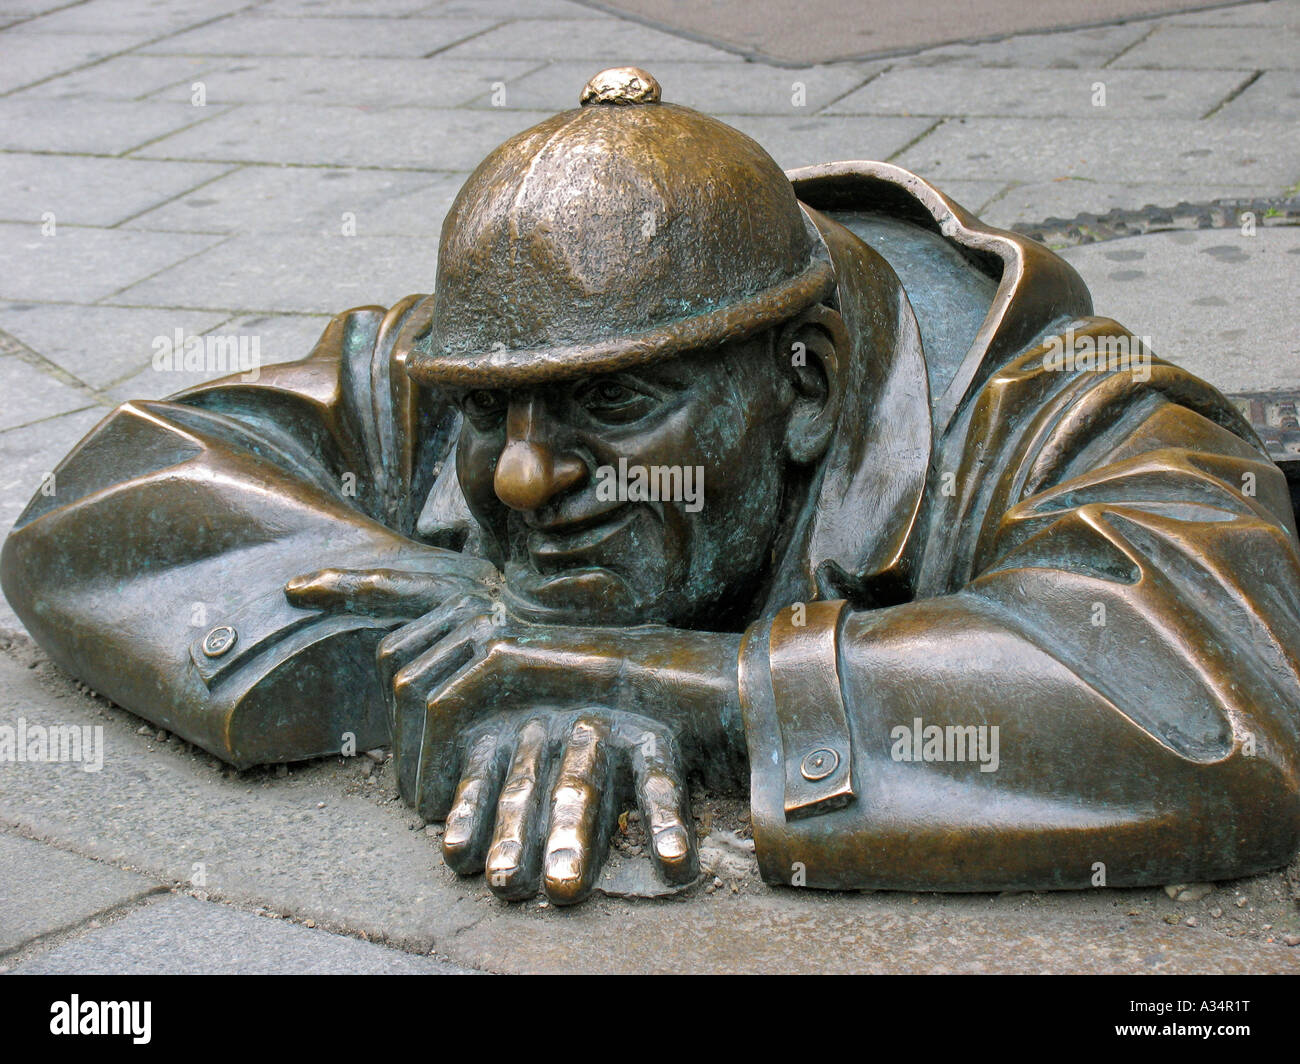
575;377;658;425
594;381;631;403
461;389;505;422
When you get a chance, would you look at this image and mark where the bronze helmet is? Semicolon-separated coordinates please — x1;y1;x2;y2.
407;67;835;388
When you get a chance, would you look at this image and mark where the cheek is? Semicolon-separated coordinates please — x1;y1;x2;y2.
648;398;787;550
594;396;745;470
686;398;788;561
694;401;785;505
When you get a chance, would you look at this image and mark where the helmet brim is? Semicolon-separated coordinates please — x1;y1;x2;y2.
406;258;836;390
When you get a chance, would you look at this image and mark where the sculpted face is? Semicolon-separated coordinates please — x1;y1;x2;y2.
448;334;799;629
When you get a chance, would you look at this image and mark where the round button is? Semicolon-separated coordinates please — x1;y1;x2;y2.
202;624;237;658
580;67;661;107
800;748;839;782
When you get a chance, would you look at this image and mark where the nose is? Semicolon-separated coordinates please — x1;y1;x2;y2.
493;397;587;511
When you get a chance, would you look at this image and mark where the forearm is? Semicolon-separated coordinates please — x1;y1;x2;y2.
740;593;1300;891
0;398;480;766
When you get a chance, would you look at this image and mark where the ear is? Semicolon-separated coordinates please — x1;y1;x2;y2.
775;303;846;464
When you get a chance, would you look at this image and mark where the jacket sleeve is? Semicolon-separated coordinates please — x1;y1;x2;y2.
0;295;493;768
740;318;1300;890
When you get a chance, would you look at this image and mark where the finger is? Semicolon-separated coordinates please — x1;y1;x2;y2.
380;613;447;751
285;567;483;615
543;715;613;906
484;718;551;901
284;568;391;609
441;727;504;875
394;612;494;811
378;592;494;727
630;731;697;886
383;610;463;788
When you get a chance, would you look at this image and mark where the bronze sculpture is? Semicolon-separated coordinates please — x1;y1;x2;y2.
4;68;1299;904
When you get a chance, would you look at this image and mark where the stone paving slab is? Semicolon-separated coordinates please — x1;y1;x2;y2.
1111;25;1300;69
1169;0;1300;25
0;224;225;304
0;832;162;955
838;22;1154;70
466;57;878;114
1061;226;1300;394
0;154;233;228
436;16;737;61
717;114;936;171
121;165;462;237
9;0;251;36
979;180;1278;229
0;97;229;156
593;0;1208;65
0;303;230;389
10;894;475;974
0;356;99;432
445;893;1300;975
418;0;599;16
825;66;1248;118
106;311;331;401
1215;69;1300;121
130;103;539;170
0;31;149;94
139;14;503;58
920;179;1010;214
0;643;499;957
256;0;452;15
895;117;1300;187
0;0;77;15
141;55;544;108
0;639;1295;974
10;54;225;100
112;232;435;314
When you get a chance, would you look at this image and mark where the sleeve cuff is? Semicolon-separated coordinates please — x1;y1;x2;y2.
740;600;855;875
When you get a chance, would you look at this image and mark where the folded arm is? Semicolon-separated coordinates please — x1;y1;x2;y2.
742;328;1300;890
0;298;494;766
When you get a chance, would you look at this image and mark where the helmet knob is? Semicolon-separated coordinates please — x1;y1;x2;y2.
580;67;661;106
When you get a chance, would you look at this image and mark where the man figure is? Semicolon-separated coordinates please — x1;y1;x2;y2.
5;69;1299;905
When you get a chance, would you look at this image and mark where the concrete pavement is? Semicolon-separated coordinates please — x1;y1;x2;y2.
1;0;1298;973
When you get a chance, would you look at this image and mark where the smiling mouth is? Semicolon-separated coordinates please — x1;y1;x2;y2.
525;505;636;564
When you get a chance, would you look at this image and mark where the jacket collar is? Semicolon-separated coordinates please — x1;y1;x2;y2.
789;161;1094;435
